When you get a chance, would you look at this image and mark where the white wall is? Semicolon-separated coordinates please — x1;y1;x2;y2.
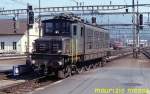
0;35;23;53
20;23;41;53
0;22;41;54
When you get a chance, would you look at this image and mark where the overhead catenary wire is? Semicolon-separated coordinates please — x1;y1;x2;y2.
123;0;127;6
9;0;37;7
10;0;27;6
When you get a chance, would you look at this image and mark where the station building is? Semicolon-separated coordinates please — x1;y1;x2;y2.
0;19;40;54
126;39;148;47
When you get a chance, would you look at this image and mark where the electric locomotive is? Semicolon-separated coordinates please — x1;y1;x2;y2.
28;14;110;78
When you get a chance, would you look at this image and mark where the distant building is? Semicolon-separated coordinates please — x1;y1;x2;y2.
0;19;40;54
126;39;148;47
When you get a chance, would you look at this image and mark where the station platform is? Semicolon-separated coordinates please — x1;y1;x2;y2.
0;55;26;60
30;54;150;94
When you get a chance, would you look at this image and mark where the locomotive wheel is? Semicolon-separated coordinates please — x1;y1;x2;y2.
87;65;91;70
101;58;106;67
90;64;94;69
98;62;101;67
84;66;88;71
77;67;84;74
57;65;72;79
95;63;99;68
72;65;78;74
95;63;98;68
66;65;72;77
88;64;92;69
93;63;97;69
101;62;104;67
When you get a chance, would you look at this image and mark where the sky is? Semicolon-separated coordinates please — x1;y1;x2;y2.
0;0;150;40
0;0;149;24
0;0;150;10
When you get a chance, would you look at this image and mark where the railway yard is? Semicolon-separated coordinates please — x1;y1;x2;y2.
0;17;148;94
0;1;150;94
31;54;150;94
0;49;148;94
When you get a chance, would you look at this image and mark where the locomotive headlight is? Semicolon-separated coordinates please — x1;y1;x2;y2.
57;50;62;54
13;66;19;76
55;30;59;34
32;60;36;64
15;67;19;74
58;61;63;66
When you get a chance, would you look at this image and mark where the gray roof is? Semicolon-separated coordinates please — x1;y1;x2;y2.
0;19;27;35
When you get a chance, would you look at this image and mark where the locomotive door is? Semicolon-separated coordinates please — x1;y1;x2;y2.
71;24;78;63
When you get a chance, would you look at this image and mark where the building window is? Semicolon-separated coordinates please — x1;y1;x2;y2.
1;42;4;50
73;25;77;35
13;42;17;50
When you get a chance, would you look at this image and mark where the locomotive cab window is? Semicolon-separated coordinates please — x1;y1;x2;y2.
43;19;71;36
45;22;53;33
73;25;77;36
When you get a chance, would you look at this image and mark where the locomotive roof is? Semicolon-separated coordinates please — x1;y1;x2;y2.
84;23;108;31
42;18;108;31
42;14;77;22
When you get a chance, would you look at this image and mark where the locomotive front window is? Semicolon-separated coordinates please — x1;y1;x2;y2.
45;22;53;33
43;20;71;36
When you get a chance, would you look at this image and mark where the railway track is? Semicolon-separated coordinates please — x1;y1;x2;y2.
142;48;150;59
0;63;104;94
0;73;8;80
0;65;105;94
0;49;132;94
0;74;60;94
0;61;103;94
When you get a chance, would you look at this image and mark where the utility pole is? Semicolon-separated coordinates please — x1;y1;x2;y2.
132;0;140;58
132;0;136;58
27;4;34;59
39;0;41;38
27;3;30;59
136;0;140;58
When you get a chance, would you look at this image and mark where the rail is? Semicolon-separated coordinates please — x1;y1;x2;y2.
0;48;133;93
142;48;150;59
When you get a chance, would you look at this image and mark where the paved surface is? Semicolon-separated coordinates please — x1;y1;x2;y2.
0;56;26;60
0;80;25;89
0;58;26;72
30;54;150;94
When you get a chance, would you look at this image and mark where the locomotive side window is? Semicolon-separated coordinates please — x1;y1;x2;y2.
73;25;77;35
66;22;70;34
81;27;83;37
